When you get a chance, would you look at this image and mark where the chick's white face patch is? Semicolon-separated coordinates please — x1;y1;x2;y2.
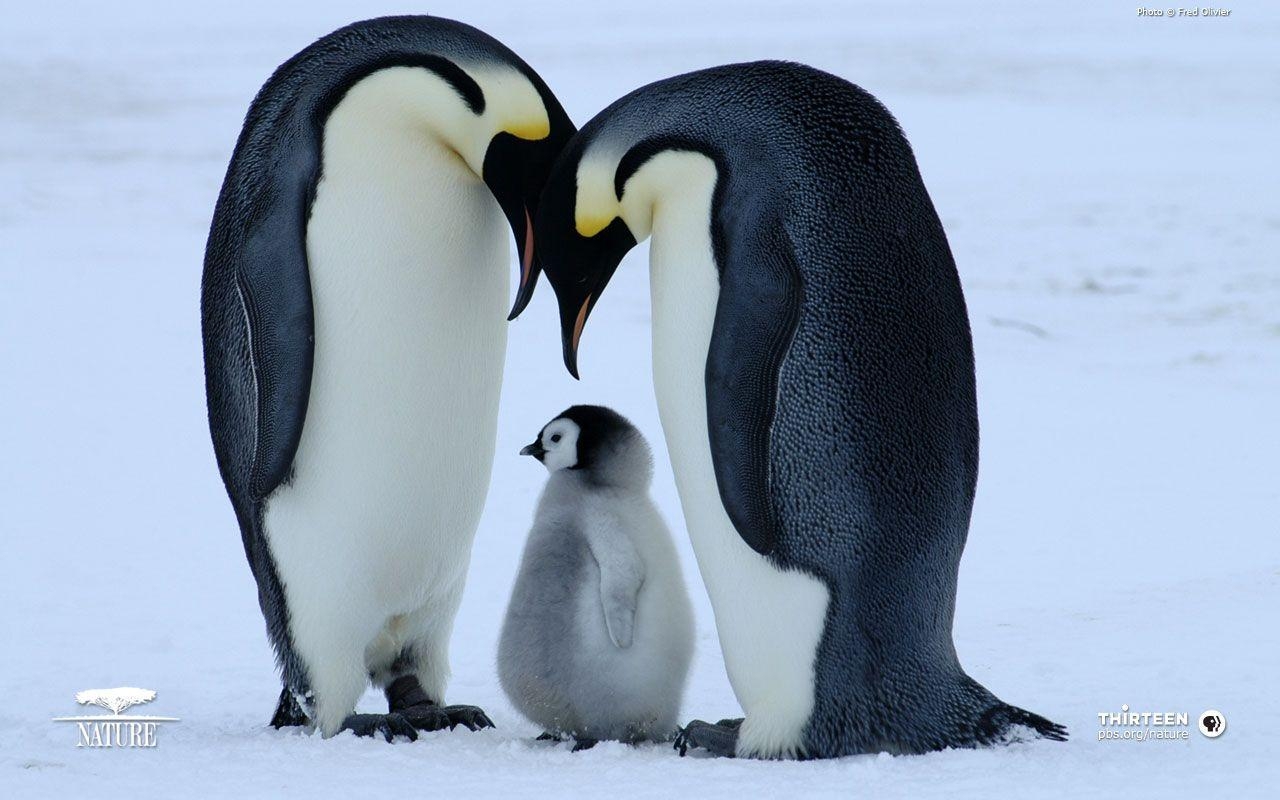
540;419;581;472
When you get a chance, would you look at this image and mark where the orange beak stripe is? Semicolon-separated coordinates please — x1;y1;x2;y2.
520;206;535;288
572;293;592;356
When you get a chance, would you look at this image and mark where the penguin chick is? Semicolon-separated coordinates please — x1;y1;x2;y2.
498;405;694;750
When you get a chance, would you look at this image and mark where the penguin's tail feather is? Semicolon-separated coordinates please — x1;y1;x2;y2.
976;702;1068;745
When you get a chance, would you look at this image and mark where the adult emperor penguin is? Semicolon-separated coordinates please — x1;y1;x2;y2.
201;16;574;739
523;61;1066;759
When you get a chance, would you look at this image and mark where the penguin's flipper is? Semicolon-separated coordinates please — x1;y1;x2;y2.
586;515;645;649
705;221;803;557
203;128;318;505
233;226;314;503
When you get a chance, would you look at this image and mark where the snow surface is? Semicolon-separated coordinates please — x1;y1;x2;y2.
2;1;1277;797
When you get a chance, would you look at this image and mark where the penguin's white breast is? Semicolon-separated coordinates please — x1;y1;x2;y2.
641;151;829;758
263;69;509;618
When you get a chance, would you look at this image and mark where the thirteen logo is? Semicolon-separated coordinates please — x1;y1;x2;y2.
52;687;180;748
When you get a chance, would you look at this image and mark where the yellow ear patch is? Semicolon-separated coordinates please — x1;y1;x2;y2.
573;155;624;237
505;116;551;141
575;212;616;238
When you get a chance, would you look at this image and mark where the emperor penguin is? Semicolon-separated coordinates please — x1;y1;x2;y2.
520;61;1066;759
200;16;574;739
497;406;694;751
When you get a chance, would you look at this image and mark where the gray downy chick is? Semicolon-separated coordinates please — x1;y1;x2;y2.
498;405;694;750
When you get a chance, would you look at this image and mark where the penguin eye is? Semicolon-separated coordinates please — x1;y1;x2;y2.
550;434;562;444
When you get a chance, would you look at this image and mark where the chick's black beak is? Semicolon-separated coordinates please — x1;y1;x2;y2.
520;440;546;459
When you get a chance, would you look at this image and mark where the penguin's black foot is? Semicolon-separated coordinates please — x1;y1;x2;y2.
535;731;560;742
675;718;741;758
339;712;418;742
383;675;494;732
399;703;495;732
269;686;307;729
571;737;598;752
445;705;495;731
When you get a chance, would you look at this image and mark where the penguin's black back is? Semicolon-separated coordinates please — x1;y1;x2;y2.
572;60;976;609
555;62;1060;754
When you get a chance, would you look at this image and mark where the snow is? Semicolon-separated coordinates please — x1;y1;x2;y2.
2;1;1277;797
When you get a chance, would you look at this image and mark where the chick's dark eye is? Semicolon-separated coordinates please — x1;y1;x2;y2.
550;434;562;443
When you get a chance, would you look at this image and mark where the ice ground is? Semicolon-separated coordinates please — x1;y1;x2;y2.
2;0;1277;796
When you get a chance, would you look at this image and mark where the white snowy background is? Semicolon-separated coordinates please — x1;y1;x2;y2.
2;1;1276;797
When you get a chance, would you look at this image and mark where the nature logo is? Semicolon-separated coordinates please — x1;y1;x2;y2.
53;687;179;748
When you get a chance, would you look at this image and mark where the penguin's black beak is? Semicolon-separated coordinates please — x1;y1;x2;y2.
559;289;597;381
542;217;635;380
520;440;546;460
482;133;552;322
479;112;577;322
508;205;538;320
